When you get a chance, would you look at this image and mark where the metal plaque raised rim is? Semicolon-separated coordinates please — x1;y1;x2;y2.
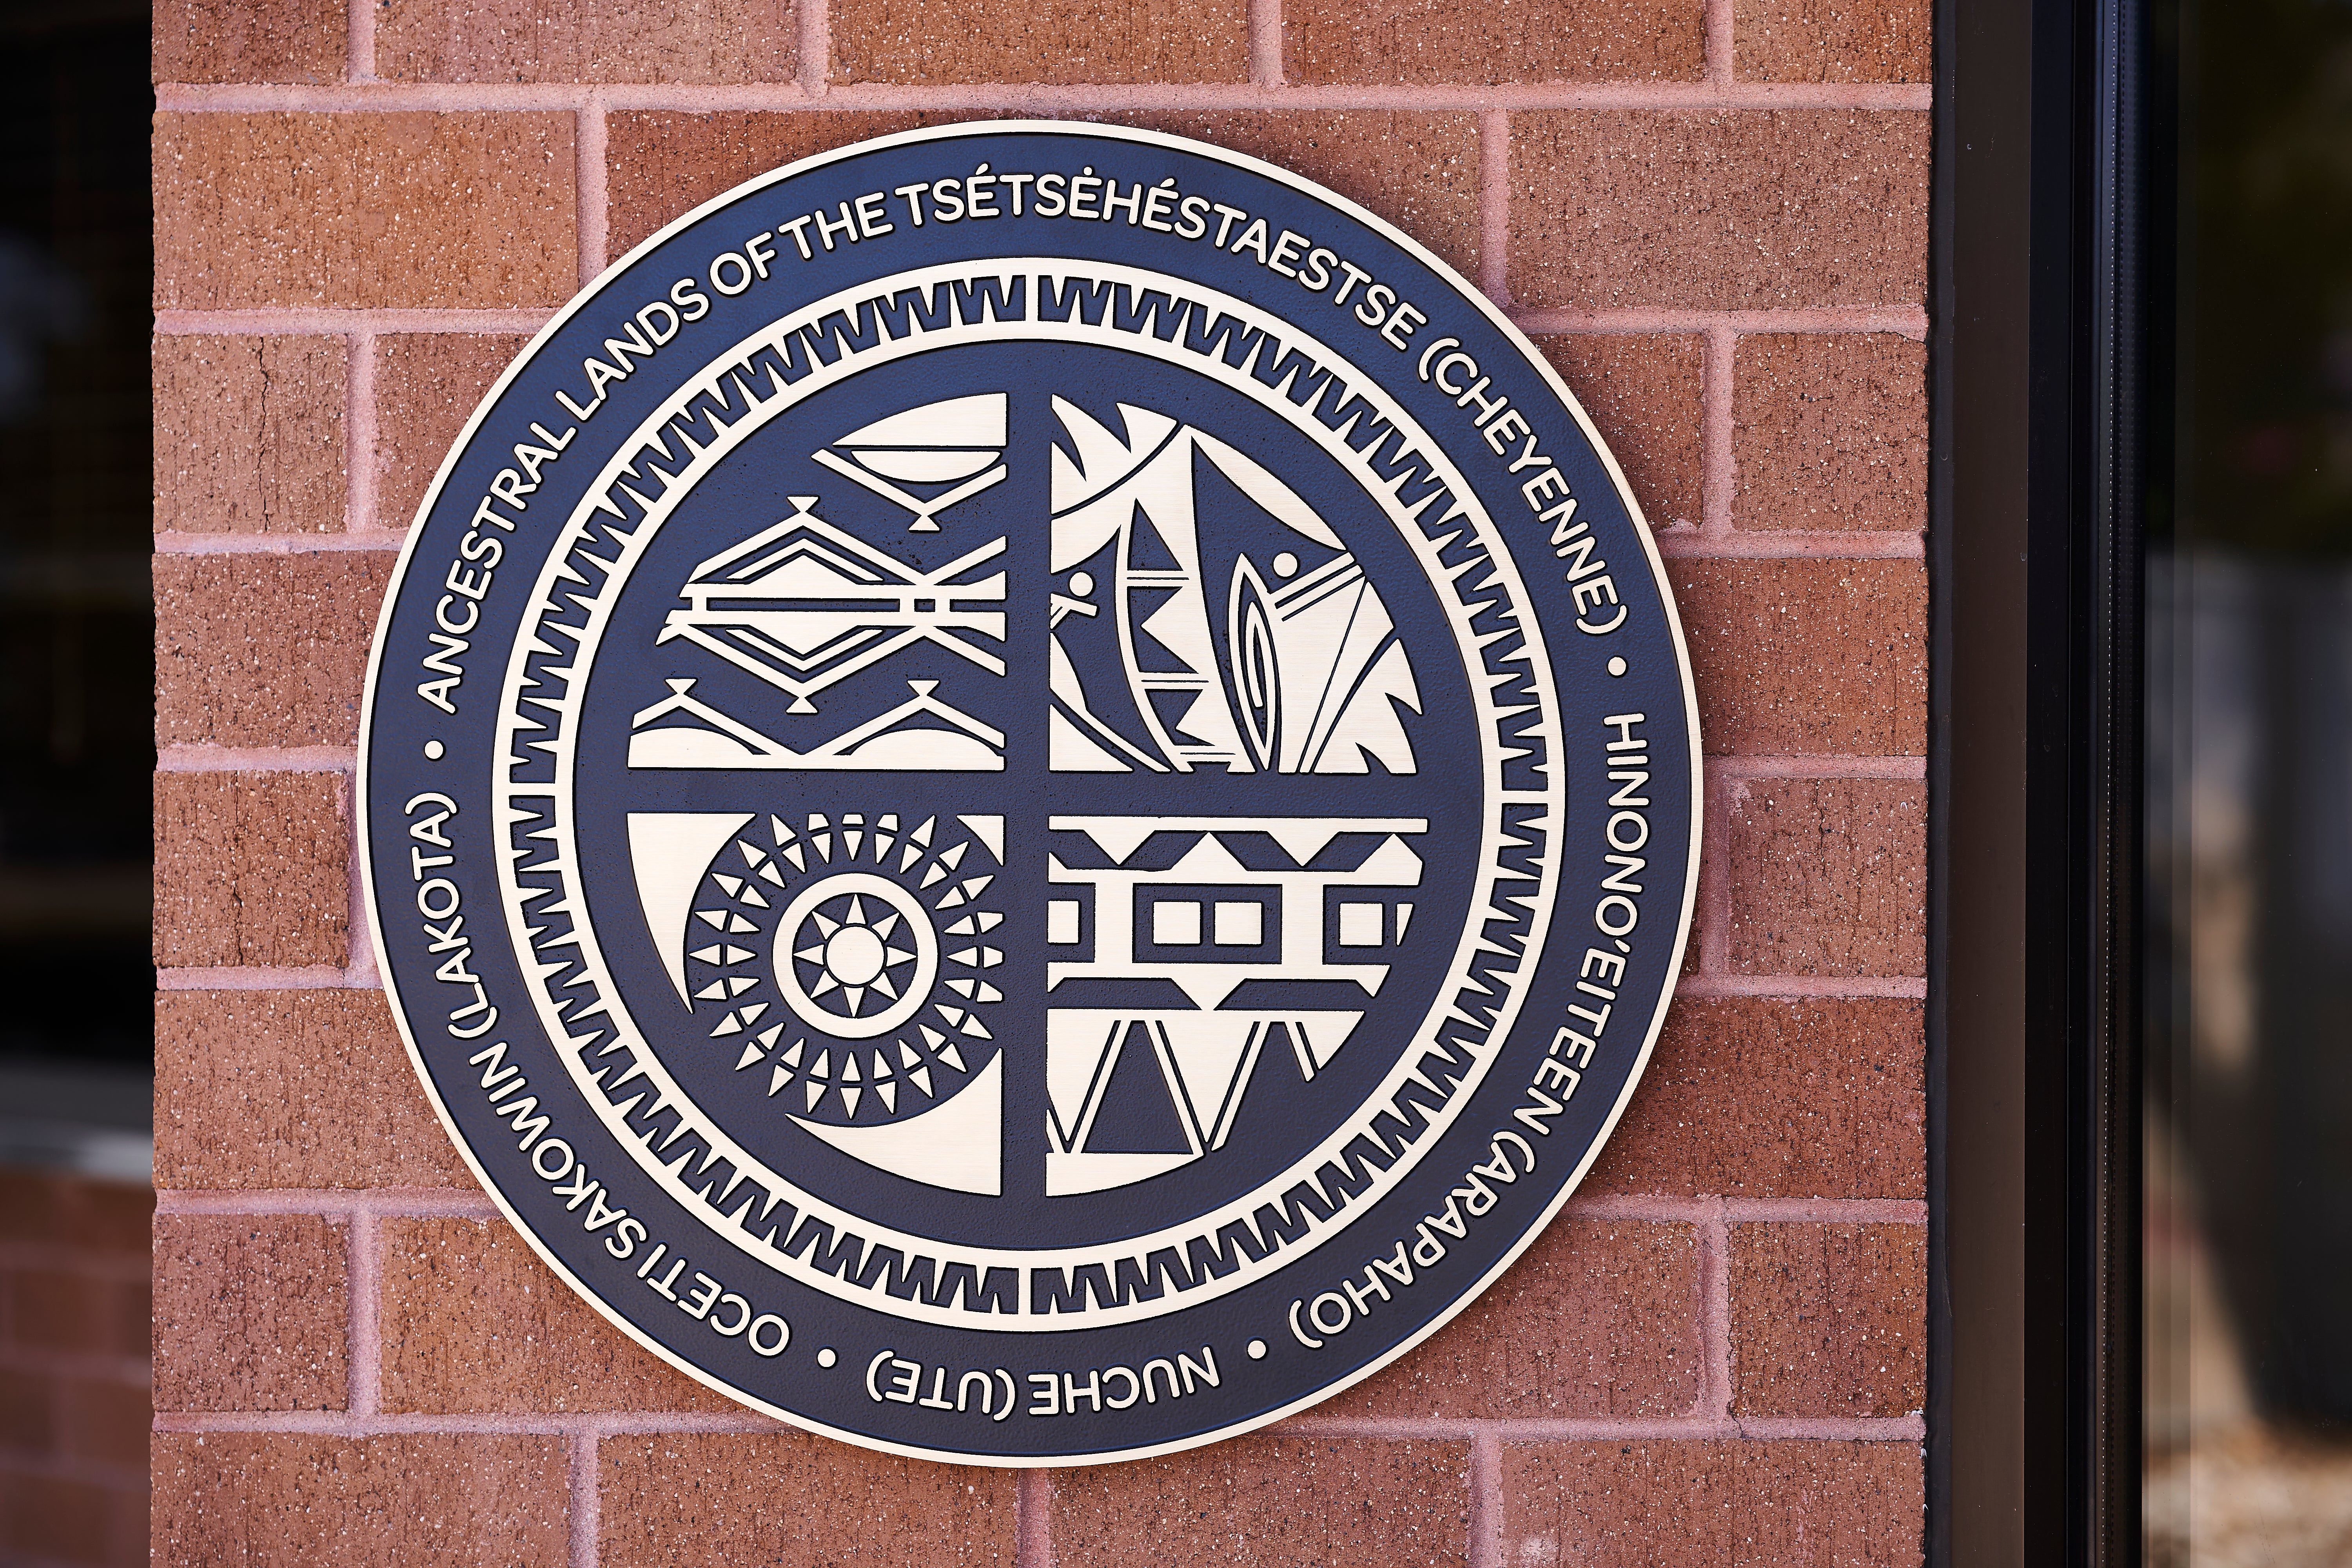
356;118;1704;1466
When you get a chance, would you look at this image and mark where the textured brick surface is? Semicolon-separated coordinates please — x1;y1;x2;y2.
377;0;793;83
832;0;1248;83
607;111;1481;279
154;113;577;309
152;1434;569;1566
1509;112;1929;310
155;553;390;748
1105;112;1481;278
1735;334;1926;532
152;1214;348;1411
1737;0;1930;82
153;336;345;535
381;1218;733;1413
374;334;531;532
154;990;471;1190
1727;778;1926;976
1056;1437;1471;1568
605;110;982;258
1287;0;1702;83
155;0;345;83
1501;1440;1923;1565
601;1434;1016;1566
154;771;348;969
146;2;1934;1549
1587;998;1924;1197
1536;333;1704;530
1330;1220;1697;1417
1732;1222;1926;1416
1671;560;1926;755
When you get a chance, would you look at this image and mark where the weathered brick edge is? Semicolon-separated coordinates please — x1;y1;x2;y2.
153;0;1927;1561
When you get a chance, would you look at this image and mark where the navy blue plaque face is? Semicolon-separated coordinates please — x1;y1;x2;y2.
359;123;1701;1465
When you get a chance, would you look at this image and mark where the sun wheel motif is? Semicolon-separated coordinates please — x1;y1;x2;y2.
682;811;1004;1125
791;892;918;1018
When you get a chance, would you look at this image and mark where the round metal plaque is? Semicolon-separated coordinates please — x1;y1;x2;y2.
360;122;1700;1465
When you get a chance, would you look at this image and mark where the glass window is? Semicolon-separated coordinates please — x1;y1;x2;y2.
2145;0;2352;1557
0;7;152;1107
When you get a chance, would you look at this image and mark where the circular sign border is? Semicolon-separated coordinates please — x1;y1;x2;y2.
357;118;1705;1467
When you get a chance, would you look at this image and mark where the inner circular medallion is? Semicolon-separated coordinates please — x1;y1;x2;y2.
775;872;938;1039
824;926;885;985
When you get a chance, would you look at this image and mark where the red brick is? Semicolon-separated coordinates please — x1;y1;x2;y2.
108;1485;154;1568
1732;1221;1925;1416
57;1373;156;1470
155;553;390;747
606;110;984;258
1734;334;1926;532
600;1433;1016;1566
1109;112;1483;282
1681;853;1714;987
1056;1437;1470;1568
154;771;349;969
1737;0;1929;82
1508;111;1929;310
0;1471;118;1566
76;1179;158;1256
0;1368;54;1456
155;990;471;1190
155;0;345;83
154;113;577;309
1671;559;1926;755
1288;0;1701;83
153;336;346;535
1330;1220;1697;1418
152;1433;569;1566
1587;998;1925;1197
374;334;530;532
1535;333;1704;529
1727;778;1925;976
379;1217;733;1413
0;1169;153;1254
831;0;1248;84
1501;1439;1922;1565
0;1168;64;1249
607;111;1481;280
377;0;793;83
2;1262;150;1361
153;1214;348;1411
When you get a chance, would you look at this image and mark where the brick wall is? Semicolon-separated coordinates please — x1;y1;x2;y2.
151;0;1928;1559
0;1170;150;1568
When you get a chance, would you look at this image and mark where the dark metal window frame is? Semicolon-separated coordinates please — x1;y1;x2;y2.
1931;0;2145;1561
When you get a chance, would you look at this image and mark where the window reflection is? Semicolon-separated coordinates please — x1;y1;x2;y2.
0;6;152;1070
2145;0;2352;1560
